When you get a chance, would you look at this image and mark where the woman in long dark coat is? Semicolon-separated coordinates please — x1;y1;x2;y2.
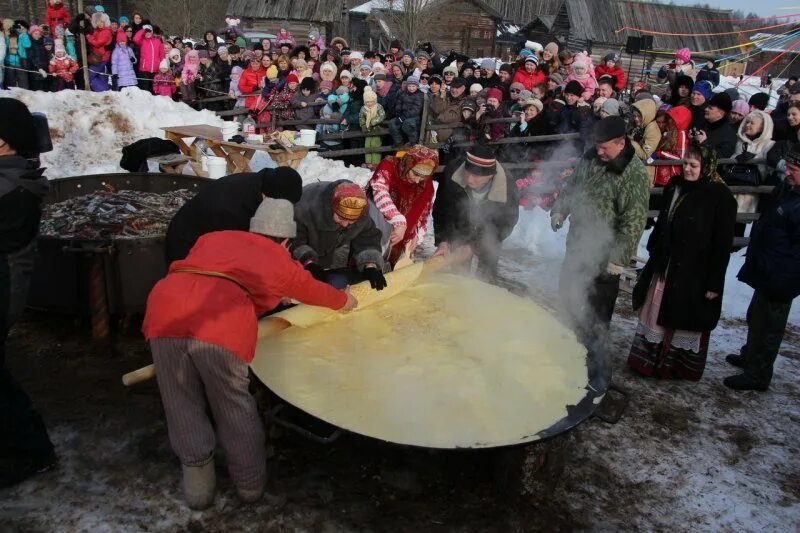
627;145;737;380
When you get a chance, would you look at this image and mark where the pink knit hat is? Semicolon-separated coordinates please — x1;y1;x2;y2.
29;24;42;35
731;99;749;116
675;48;691;63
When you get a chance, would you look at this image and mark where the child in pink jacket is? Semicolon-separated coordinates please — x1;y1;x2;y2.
564;53;597;102
153;59;176;98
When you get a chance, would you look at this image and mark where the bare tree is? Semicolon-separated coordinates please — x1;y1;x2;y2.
132;0;228;38
370;0;449;49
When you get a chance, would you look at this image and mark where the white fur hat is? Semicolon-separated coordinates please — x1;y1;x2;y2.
525;41;543;53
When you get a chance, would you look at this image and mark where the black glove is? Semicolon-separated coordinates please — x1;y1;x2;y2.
735;151;756;162
364;266;387;291
305;262;326;282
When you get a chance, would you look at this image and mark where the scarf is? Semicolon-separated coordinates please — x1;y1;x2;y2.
376;80;393;98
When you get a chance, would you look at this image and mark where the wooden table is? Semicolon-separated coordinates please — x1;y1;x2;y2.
162;124;318;175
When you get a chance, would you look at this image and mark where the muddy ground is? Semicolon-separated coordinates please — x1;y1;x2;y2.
1;289;799;532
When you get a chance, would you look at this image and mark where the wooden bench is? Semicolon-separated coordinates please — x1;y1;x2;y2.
147;154;191;174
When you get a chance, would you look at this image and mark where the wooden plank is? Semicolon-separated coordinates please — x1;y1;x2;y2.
161;125;223;141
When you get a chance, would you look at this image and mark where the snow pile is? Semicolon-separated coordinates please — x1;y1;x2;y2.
4;87;223;179
718;75;784;110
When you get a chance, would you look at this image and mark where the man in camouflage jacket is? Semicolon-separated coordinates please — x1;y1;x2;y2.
551;116;650;345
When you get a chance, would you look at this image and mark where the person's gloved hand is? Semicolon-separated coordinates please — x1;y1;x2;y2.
736;151;756;162
305;262;326;281
550;213;565;231
364;266;387;291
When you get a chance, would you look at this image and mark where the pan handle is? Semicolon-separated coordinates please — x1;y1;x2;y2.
592;384;629;424
269;404;342;444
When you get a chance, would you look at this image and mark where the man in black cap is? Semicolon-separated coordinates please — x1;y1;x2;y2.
429;76;468;144
691;92;736;158
165;167;304;263
748;92;770;112
551;116;650;345
432;144;519;280
0;98;56;488
724;145;800;391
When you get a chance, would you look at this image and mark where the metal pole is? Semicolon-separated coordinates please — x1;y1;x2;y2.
77;0;90;90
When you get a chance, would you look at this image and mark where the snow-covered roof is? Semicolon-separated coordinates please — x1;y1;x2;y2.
351;0;404;14
752;31;800;54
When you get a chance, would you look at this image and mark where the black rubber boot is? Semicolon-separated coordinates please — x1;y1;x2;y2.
723;373;769;392
725;354;745;368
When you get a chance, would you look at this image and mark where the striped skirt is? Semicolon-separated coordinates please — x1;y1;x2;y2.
626;277;710;381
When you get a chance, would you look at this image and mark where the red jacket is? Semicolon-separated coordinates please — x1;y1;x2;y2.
595;64;627;92
133;28;166;73
86;27;112;62
654;105;692;186
142;231;347;363
46;3;71;31
48;55;79;82
512;68;546;92
238;66;265;108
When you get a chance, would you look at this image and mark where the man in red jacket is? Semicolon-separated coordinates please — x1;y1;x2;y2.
142;197;357;510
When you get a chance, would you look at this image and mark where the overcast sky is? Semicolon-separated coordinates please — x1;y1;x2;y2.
672;0;797;17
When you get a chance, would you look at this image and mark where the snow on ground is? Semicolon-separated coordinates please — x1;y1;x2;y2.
718;75;782;110
3;87;223;178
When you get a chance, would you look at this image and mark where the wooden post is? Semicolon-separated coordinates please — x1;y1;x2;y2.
419;92;430;144
77;0;90;90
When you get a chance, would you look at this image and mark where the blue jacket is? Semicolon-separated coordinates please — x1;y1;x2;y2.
394;89;424;121
738;182;800;301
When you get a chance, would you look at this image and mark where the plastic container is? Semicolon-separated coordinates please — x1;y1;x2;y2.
206;157;227;179
242;116;256;136
221;122;239;141
298;129;316;147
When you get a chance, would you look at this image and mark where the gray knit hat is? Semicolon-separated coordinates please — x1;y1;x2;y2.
250;198;297;238
602;98;621;116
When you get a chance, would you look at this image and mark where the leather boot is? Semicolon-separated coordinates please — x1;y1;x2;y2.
182;456;216;510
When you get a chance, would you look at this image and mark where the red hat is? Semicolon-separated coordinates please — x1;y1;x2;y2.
286;73;300;84
486;87;503;102
116;31;127;44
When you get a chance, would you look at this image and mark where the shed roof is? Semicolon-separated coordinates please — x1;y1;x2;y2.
752;31;800;55
484;0;741;52
226;0;345;22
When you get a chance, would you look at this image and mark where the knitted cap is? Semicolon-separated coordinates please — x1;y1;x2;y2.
0;98;37;152
749;92;770;111
406;75;420;86
486;87;503;101
548;72;563;85
443;65;458;76
465;144;497;176
525;55;540;65
260;167;303;203
249;198;297;239
470;83;483;93
692;81;713;101
604;52;619;63
480;58;495;71
350;51;363;60
731;99;749;116
564;80;583;97
339;69;352;79
332;182;368;221
602;98;621;116
545;42;559;56
286;72;299;84
320;80;334;91
363;86;377;103
116;31;127;44
675;47;691;63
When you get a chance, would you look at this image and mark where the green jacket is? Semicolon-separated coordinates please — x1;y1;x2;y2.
359;103;386;133
552;143;650;267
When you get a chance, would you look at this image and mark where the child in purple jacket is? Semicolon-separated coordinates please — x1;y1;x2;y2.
111;31;137;90
88;51;110;92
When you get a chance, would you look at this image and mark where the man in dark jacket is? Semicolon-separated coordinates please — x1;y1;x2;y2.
429;77;467;142
551;117;650;345
725;147;800;391
0;98;56;488
692;92;737;158
293;180;386;291
165;168;303;263
432;145;519;280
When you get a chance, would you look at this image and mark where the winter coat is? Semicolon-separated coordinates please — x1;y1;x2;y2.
48;55;79;82
630;99;662;162
429;90;465;141
238;66;265;108
376;81;399;119
197;62;223;97
132;28;165;73
16;32;31;60
696;65;720;88
738;181;800;301
510;113;552;138
698;116;737;159
595;64;627;92
27;37;50;71
728;110;775;180
395;89;424;120
0;155;49;254
270;86;297;121
153;72;176;97
88;61;109;91
564;72;597;101
633;177;737;331
512;68;546;92
360;102;386;133
110;44;137;87
142;231;347;363
85;27;112;63
432;158;520;248
552;142;650;267
46;3;71;31
292;180;384;270
291;91;325;122
480;105;509;141
654;105;691;187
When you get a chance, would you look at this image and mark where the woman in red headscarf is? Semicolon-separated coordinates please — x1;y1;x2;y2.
367;145;439;266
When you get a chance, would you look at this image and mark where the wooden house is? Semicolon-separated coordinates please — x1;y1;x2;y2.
744;31;800;79
225;0;362;45
351;0;503;56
